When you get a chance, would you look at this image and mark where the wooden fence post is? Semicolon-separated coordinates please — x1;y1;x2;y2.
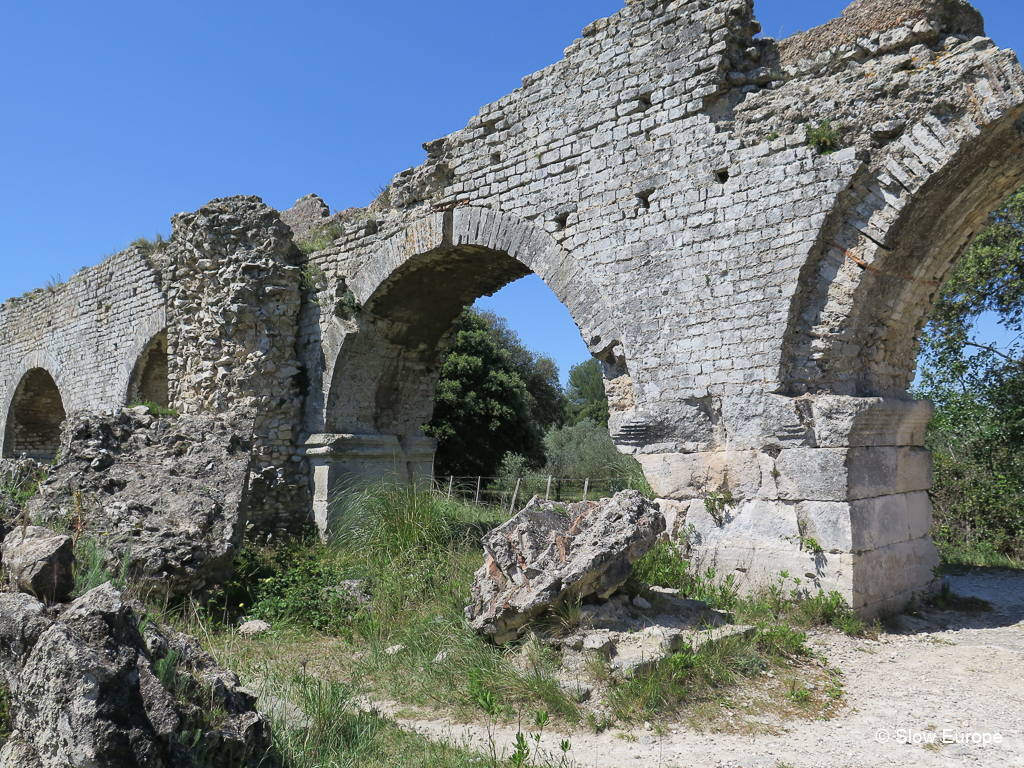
510;477;522;513
475;476;482;504
447;475;454;499
545;475;552;501
583;478;589;501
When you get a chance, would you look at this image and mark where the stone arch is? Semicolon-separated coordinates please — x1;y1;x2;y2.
780;109;1024;397
126;330;170;408
305;207;629;531
324;207;627;438
3;363;68;462
111;308;169;408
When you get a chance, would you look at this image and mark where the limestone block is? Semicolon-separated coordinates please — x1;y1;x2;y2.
811;396;933;448
303;433;437;536
850;536;940;610
774;448;848;501
685;541;852;597
847;446;932;499
637;450;761;500
850;494;914;551
795;500;853;553
689;498;801;551
773;446;932;502
1;526;75;603
906;491;933;541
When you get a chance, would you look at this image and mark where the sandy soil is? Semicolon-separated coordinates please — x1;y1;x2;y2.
384;569;1024;768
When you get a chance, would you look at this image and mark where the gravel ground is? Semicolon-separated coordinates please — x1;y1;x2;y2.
389;569;1024;767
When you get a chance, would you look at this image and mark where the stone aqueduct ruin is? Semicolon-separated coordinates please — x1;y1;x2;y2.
1;0;1022;614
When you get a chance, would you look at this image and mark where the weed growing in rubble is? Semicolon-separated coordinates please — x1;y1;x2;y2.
297;224;344;255
128;399;179;418
131;234;169;255
805;120;842;154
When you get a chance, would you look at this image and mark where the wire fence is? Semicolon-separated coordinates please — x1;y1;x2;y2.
432;475;642;511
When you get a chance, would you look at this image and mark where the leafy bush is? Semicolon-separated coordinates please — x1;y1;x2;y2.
227;542;361;636
542;419;638;480
917;185;1024;562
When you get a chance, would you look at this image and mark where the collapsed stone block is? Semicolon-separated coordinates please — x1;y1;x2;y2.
465;490;665;645
26;408;254;600
1;525;75;603
0;583;275;768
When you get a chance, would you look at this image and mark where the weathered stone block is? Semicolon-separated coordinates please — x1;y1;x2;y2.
850;536;940;611
638;450;762;501
774;448;849;501
795;500;854;552
1;526;75;603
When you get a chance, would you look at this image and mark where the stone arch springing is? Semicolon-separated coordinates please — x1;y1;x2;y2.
3;368;67;462
127;330;169;408
779;109;1024;398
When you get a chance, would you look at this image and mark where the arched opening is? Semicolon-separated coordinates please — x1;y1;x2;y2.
322;243;535;490
127;331;169;408
305;209;629;532
781;111;1024;397
3;368;67;461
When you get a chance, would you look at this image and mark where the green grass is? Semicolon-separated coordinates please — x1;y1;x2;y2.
633;540;869;637
935;536;1024;570
0;681;11;748
297;224;344;255
187;484;860;759
72;533;133;598
127;399;179;418
131;234;169;256
0;464;46;509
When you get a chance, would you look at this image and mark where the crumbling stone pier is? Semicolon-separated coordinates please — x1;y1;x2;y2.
2;0;1022;614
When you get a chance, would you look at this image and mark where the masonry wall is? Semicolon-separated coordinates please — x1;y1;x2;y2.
0;249;167;457
293;0;1024;613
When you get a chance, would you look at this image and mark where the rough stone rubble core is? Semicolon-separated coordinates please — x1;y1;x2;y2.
0;0;1020;615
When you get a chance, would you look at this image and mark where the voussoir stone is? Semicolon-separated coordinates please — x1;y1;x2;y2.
465;490;665;644
1;525;75;603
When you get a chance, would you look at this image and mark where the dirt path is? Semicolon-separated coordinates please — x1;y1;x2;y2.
386;570;1024;767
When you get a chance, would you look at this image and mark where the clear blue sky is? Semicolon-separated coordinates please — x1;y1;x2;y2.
2;1;1021;384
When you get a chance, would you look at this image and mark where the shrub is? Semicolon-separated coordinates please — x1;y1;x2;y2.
131;234;169;256
805;120;842;154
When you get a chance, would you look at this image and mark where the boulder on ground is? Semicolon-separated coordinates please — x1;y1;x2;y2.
238;619;271;637
1;525;75;602
25;408;254;600
465;490;665;644
0;582;275;768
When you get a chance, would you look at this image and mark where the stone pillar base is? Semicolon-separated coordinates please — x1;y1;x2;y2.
301;433;436;536
661;499;940;617
639;396;941;617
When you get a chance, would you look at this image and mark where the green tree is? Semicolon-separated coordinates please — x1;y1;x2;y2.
476;310;566;435
565;358;609;426
917;185;1024;559
425;308;565;477
542;419;632;479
